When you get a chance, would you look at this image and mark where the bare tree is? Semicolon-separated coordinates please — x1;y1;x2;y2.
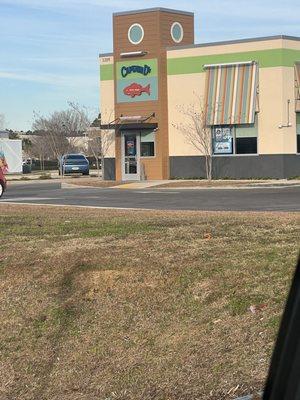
70;108;115;180
32;104;92;160
87;125;114;179
173;97;212;180
29;135;51;171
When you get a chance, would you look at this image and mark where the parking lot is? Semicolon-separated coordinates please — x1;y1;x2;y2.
1;180;300;211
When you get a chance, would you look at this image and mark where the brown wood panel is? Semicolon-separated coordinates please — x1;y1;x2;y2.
114;12;161;61
159;12;194;47
113;8;194;180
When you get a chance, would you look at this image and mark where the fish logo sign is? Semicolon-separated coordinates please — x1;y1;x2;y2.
123;83;151;98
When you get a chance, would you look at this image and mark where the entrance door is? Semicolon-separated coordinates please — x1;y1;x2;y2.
121;132;140;181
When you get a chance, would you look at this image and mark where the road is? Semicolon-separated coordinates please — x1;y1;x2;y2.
1;181;299;211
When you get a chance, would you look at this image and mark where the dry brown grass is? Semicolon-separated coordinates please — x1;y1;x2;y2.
62;178;122;188
155;180;279;188
0;204;299;400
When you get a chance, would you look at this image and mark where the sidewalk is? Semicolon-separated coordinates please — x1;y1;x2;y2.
112;180;171;189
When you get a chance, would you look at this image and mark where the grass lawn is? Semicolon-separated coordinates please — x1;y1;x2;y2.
63;178;122;187
155;180;286;188
0;205;299;400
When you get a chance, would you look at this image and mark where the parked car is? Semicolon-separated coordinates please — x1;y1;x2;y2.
59;154;90;176
0;168;7;198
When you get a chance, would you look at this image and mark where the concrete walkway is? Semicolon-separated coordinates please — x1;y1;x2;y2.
112;180;171;189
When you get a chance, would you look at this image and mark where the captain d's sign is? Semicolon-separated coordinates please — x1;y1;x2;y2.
121;64;151;78
116;58;158;104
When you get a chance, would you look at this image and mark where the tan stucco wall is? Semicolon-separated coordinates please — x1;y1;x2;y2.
100;79;115;125
258;66;297;154
282;39;300;50
167;66;298;156
282;66;298;153
168;73;206;156
100;56;115;158
167;38;285;59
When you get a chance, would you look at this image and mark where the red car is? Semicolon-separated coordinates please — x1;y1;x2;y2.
0;168;7;198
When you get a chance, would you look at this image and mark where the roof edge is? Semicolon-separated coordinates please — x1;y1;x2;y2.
167;35;300;52
113;7;194;17
99;52;113;57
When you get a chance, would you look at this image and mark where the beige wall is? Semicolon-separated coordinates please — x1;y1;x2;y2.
258;66;297;154
168;73;206;156
167;38;286;59
282;66;298;153
100;56;115;158
99;55;115;124
100;80;115;124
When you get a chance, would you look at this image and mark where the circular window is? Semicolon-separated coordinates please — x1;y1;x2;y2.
171;22;184;43
128;23;144;45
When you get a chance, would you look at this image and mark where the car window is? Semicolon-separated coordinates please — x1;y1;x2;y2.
65;155;86;160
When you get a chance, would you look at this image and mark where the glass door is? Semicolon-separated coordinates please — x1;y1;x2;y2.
121;132;140;181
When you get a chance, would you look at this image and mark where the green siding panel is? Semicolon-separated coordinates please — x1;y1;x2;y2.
297;113;300;135
100;64;114;81
167;49;300;75
235;121;258;138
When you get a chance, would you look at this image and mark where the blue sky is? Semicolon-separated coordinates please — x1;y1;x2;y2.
0;0;300;131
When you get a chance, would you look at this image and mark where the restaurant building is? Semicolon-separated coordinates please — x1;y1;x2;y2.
99;7;300;180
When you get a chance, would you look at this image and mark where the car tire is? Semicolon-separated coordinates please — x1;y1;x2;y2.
0;183;4;198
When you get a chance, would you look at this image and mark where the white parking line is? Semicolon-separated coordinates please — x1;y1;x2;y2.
135;191;180;194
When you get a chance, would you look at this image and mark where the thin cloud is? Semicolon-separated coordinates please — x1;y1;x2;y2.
0;70;96;89
0;0;140;12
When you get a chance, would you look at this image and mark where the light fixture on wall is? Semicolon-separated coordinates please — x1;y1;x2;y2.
279;99;292;129
120;51;148;58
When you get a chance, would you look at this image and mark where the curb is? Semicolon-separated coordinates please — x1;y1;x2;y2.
155;183;300;190
60;182;300;191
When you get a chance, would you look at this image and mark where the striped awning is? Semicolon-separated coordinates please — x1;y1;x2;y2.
295;62;300;112
205;62;258;126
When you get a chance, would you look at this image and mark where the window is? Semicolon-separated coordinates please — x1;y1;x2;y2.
235;121;258;154
140;130;155;157
128;23;144;45
171;22;184;43
212;127;233;154
297;113;300;153
212;118;258;155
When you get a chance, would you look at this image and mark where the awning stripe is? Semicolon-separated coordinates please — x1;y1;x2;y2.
205;62;258;125
249;63;257;121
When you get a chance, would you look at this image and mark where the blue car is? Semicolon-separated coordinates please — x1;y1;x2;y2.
59;154;90;176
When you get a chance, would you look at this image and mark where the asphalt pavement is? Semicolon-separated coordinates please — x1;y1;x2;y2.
1;181;299;211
